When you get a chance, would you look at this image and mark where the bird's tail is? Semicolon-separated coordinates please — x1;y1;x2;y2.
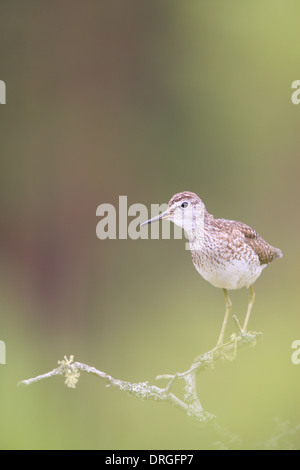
273;247;283;260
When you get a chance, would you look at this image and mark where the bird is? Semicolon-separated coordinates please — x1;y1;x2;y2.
141;191;282;348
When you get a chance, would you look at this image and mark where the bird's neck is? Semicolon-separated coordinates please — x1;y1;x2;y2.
184;209;209;249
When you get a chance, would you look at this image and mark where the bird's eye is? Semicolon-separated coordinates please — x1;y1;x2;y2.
181;202;189;208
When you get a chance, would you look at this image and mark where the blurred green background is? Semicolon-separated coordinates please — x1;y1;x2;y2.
0;0;300;450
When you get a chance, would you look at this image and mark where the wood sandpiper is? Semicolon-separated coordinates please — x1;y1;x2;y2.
142;191;282;347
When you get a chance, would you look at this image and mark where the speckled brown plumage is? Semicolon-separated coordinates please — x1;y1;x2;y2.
204;213;282;266
169;191;281;265
142;191;282;340
166;191;282;291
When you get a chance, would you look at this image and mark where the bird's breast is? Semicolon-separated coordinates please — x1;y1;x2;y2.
191;249;264;290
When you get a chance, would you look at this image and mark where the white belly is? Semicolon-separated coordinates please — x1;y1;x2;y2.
193;257;265;290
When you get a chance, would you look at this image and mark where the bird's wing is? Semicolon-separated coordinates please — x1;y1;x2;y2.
214;218;281;265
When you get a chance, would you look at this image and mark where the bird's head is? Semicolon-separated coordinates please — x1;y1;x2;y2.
141;191;205;237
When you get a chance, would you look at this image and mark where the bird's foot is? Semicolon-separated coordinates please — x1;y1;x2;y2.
232;315;255;343
240;329;252;341
240;329;262;346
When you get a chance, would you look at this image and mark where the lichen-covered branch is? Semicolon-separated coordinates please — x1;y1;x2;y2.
18;319;262;448
18;327;300;449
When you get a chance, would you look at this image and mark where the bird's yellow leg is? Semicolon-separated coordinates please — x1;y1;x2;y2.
243;285;255;333
216;288;232;348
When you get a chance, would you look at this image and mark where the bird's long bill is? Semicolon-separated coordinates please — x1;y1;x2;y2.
140;210;171;227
